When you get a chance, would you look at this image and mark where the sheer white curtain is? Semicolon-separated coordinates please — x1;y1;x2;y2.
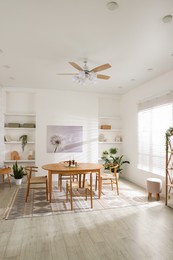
138;101;173;176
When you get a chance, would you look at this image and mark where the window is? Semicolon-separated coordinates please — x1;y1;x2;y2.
138;103;173;176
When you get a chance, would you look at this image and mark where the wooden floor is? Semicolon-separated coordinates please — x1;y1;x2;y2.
0;179;173;260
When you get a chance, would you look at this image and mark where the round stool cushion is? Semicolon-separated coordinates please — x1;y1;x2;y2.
147;178;162;193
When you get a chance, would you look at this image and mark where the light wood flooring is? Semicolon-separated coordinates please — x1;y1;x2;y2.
0;178;173;260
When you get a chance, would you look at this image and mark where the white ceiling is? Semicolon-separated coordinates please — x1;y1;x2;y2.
0;0;173;95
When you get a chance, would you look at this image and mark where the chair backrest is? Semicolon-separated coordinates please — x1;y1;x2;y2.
25;166;38;181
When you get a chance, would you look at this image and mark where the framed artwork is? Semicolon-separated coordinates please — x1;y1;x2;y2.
47;125;83;153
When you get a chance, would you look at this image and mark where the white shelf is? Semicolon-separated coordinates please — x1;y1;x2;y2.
4;141;35;144
99;142;123;144
98;116;121;120
5;127;35;130
4;113;36;117
4;160;35;163
99;129;121;132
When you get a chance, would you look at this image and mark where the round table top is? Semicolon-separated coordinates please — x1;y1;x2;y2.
42;162;102;173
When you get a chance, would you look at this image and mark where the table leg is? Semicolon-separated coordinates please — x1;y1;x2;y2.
90;172;93;208
48;170;52;203
98;170;101;199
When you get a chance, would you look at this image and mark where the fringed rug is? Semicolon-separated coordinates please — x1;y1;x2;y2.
4;180;161;220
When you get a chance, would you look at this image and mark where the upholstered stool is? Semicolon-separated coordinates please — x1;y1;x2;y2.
146;178;162;201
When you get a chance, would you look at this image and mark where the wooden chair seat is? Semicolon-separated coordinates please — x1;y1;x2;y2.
25;166;48;202
29;176;47;184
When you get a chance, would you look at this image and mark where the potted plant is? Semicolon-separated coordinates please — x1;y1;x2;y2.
11;161;25;185
102;150;109;158
109;147;117;156
101;149;130;178
19;135;28;151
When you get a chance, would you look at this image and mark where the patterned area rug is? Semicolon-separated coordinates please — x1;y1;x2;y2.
4;180;160;220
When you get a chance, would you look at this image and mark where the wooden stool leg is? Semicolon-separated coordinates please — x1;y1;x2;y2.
148;192;152;200
156;193;160;201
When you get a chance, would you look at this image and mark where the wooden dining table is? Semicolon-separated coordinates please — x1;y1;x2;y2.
42;162;102;203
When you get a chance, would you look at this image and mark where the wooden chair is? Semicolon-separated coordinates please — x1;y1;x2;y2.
66;172;93;210
95;164;119;195
0;167;11;187
58;161;84;191
25;166;48;202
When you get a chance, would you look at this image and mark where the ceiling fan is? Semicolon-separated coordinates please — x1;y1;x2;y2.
56;61;111;84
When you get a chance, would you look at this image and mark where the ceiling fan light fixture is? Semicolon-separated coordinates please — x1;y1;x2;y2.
72;71;97;85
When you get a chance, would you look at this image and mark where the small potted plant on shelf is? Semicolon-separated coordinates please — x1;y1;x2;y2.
11;161;25;185
19;135;28;151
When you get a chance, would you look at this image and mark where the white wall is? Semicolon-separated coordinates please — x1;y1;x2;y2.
121;69;173;194
35;89;99;175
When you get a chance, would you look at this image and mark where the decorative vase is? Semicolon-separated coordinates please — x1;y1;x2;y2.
15;178;22;185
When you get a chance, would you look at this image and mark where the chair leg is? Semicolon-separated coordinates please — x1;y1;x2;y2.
46;179;48;201
90;173;93;208
7;174;11;187
66;181;69;202
111;180;113;190
116;178;119;195
25;183;30;202
58;174;63;192
95;174;98;191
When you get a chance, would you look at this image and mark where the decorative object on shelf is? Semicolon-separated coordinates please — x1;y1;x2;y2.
19;135;28;151
7;123;20;128
101;148;130;175
99;133;105;142
11;161;25;185
11;151;20;160
100;125;111;129
22;123;35;128
4;135;12;142
27;150;34;160
115;136;121;142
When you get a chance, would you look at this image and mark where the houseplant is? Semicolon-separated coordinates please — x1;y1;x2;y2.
11;161;25;185
19;135;28;151
101;149;130;177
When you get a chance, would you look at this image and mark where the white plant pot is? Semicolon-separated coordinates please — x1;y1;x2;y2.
15;178;22;185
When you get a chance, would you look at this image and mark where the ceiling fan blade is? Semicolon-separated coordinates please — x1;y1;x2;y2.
90;63;111;73
56;73;77;75
97;74;110;80
69;62;83;71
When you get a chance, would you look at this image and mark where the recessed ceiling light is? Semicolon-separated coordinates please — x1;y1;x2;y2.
162;15;173;23
106;1;119;11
